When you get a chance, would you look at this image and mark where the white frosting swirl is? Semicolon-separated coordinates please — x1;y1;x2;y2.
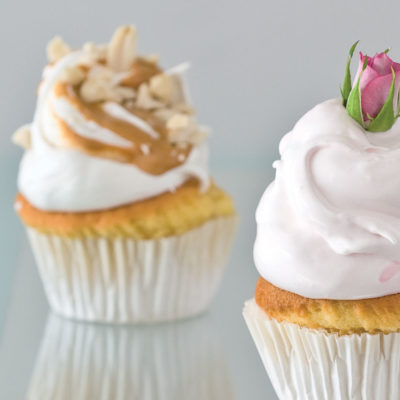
255;99;400;300
17;51;209;212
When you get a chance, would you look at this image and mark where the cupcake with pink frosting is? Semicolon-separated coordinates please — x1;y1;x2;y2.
244;42;400;400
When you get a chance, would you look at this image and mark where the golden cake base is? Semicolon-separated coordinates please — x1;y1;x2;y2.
16;180;235;239
255;277;400;334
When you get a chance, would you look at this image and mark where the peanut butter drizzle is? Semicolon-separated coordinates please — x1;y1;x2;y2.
52;62;191;175
122;59;161;88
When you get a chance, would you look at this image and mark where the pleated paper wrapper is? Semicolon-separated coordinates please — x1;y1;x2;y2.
243;298;400;400
26;313;235;400
26;216;236;323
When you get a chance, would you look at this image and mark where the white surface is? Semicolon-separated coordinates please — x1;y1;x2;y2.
27;313;235;400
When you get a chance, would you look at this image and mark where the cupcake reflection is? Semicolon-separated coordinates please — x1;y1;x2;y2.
26;314;235;399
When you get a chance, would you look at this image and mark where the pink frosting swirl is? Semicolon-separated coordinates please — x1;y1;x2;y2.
255;98;400;300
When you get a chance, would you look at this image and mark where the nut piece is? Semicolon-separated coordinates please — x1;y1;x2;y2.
112;86;136;102
79;66;111;102
166;114;192;143
79;65;136;103
12;125;31;149
154;104;194;123
83;42;107;60
166;113;190;132
174;103;195;114
136;83;164;109
153;107;178;122
46;36;71;63
107;25;137;72
88;65;114;81
149;74;173;102
138;54;160;65
60;66;86;85
166;114;208;146
80;79;111;103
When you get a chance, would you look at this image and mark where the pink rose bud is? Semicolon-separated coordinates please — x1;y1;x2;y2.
353;52;400;121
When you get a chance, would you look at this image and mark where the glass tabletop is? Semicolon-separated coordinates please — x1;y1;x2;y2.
0;168;278;400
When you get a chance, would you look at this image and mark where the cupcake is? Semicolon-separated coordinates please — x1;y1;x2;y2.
13;25;236;323
243;43;400;400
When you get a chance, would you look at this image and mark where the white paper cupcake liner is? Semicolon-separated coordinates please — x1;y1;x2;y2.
26;216;236;323
243;298;400;400
26;313;235;400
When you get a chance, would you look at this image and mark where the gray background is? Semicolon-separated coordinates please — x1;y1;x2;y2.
0;0;399;399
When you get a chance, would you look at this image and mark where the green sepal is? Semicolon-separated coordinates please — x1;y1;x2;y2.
346;57;367;127
367;68;397;132
341;41;359;106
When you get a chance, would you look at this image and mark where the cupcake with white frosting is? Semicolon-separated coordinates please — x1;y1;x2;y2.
244;43;400;400
14;26;236;323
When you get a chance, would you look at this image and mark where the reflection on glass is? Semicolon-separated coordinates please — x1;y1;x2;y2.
26;314;235;399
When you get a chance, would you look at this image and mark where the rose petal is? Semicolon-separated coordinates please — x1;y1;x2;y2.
392;62;400;72
361;71;400;119
371;52;400;74
353;53;365;87
371;52;393;75
359;65;380;92
353;53;378;91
